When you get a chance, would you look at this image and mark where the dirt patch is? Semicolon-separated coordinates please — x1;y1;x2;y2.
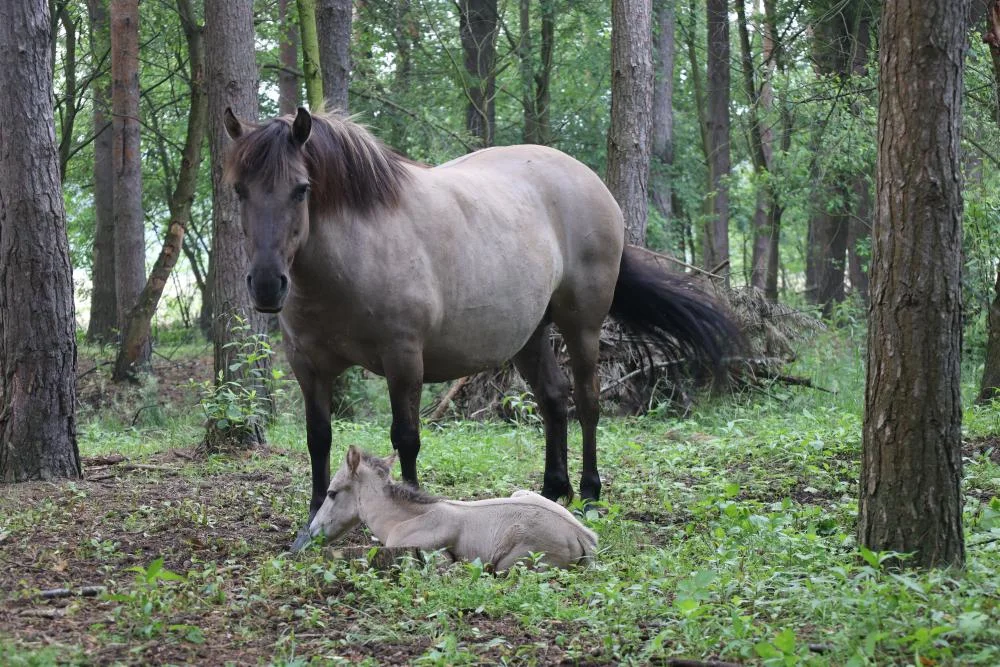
964;436;1000;466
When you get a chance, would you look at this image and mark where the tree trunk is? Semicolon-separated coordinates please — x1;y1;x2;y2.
684;0;708;264
297;0;324;110
111;0;149;374
460;0;498;148
737;0;775;294
859;0;968;569
978;0;1000;403
317;0;352;111
517;0;554;145
278;0;300;116
607;0;653;246
85;0;117;343
0;0;81;481
387;0;415;148
650;0;675;229
205;0;271;450
113;0;207;381
805;0;874;314
703;0;730;278
56;5;79;181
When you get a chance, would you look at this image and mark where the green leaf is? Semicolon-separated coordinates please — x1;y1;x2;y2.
772;627;796;654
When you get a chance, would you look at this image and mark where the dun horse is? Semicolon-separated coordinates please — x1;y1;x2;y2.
223;107;737;548
310;446;597;570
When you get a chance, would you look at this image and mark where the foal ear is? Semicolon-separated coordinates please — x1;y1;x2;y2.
383;453;398;472
292;106;312;146
223;107;244;139
346;445;361;476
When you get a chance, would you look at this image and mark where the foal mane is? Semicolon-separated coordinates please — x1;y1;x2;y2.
224;111;413;214
358;450;439;505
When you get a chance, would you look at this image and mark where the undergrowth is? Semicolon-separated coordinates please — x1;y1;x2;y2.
2;326;999;665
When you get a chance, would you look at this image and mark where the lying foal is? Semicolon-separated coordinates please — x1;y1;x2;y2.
309;446;598;571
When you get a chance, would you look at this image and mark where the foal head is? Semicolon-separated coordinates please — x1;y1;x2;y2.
309;445;396;542
223;107;411;313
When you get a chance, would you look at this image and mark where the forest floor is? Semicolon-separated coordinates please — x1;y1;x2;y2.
2;329;1000;665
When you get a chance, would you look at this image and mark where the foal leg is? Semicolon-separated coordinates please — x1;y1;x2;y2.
513;324;573;501
560;326;603;502
383;348;425;486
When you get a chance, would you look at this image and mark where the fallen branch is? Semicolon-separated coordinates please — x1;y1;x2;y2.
38;585;106;599
427;377;469;421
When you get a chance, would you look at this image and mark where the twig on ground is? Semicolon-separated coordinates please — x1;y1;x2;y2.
427;377;469;421
39;585;106;599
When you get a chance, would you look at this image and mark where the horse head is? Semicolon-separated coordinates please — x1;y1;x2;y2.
223;106;314;313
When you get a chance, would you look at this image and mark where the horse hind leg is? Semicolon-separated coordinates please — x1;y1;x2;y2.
560;325;602;503
512;324;572;501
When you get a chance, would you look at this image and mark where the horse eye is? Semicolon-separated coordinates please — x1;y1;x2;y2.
326;490;338;501
292;184;309;202
234;183;247;199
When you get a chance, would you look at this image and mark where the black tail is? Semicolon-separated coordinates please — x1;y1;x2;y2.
609;246;741;381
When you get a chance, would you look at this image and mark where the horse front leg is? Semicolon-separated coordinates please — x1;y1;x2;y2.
383;349;424;486
290;364;337;551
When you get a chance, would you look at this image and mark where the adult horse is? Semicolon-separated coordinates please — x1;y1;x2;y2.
223;107;737;547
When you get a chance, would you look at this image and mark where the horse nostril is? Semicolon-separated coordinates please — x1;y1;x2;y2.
246;274;253;291
280;274;289;293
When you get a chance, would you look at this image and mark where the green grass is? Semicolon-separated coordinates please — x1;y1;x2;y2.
2;327;1000;664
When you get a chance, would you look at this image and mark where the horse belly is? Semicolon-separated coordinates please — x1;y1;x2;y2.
421;305;545;381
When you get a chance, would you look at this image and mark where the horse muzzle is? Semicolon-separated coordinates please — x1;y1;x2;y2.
246;271;289;313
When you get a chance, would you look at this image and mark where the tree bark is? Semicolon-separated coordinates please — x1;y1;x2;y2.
205;0;271;450
56;5;79;181
859;0;969;569
977;0;1000;403
460;0;498;148
0;0;81;481
85;0;117;343
297;0;325;110
650;0;674;229
111;0;149;373
278;0;301;116
703;0;730;278
113;0;207;381
317;0;352;111
607;0;653;246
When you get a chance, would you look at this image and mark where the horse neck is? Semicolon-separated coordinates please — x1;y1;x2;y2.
357;481;438;542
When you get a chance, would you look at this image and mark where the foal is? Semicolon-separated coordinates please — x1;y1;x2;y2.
309;446;598;571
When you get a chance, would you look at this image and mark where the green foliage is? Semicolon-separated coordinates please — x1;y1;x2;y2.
194;317;284;437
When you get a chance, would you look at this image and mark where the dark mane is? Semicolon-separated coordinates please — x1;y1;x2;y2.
387;482;440;505
357;450;438;504
224;111;412;214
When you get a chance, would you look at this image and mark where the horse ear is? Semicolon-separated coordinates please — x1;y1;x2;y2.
346;445;361;475
384;453;397;472
292;106;312;146
224;107;244;139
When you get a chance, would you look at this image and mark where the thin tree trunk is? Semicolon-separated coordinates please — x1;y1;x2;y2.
297;0;324;110
978;0;1000;403
651;0;675;232
684;0;708;264
762;0;787;301
113;0;207;381
0;0;81;481
859;0;968;569
111;0;149;374
387;0;414;148
460;0;498;148
704;0;730;279
86;0;117;343
317;0;352;111
518;0;555;146
607;0;653;246
205;0;271;450
278;0;300;116
56;5;78;181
